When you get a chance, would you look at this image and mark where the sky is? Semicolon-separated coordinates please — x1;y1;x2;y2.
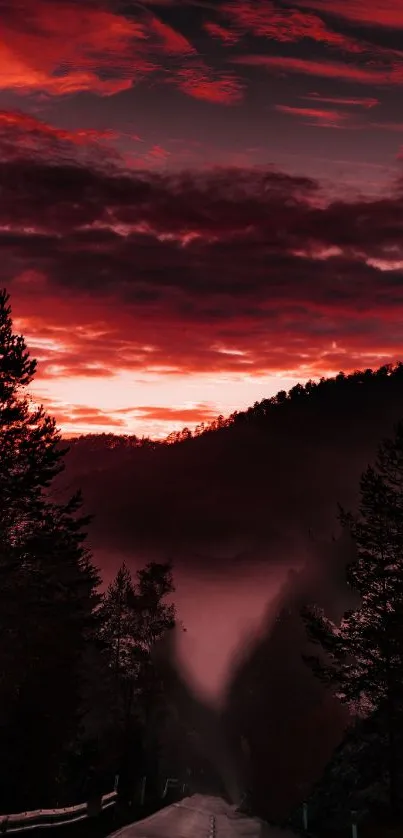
2;0;403;438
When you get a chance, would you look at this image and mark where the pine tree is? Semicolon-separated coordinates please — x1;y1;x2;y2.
302;421;403;817
0;289;101;810
130;562;176;798
130;562;176;660
99;561;176;701
98;561;177;802
99;563;135;681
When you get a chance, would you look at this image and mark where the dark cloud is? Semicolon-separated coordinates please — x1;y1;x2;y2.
2;127;403;380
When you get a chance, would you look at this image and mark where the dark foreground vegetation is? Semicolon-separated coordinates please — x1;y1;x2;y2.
0;288;192;813
59;361;403;831
4;283;403;834
287;418;403;835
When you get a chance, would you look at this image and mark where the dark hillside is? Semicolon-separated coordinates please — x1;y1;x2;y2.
49;363;403;822
54;364;403;571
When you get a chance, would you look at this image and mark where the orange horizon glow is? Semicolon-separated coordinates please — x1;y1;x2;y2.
23;330;397;439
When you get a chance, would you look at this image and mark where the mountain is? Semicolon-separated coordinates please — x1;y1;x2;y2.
51;362;403;819
55;363;403;575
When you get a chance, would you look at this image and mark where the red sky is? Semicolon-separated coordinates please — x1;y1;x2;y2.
2;0;403;437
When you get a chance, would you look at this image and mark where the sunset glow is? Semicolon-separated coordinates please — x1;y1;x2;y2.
2;0;403;437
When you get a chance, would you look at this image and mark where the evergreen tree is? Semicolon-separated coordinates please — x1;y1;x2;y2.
99;563;135;682
302;421;403;817
98;561;177;802
130;562;176;661
0;289;101;810
131;562;176;797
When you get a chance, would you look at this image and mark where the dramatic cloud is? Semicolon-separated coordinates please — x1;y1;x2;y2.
127;404;219;423
203;21;240;45
219;0;364;52
0;0;242;104
3;0;403;436
232;55;403;85
0;0;151;96
149;16;196;54
275;104;350;128
2;110;403;439
301;93;379;108
168;66;244;104
0;110;128;170
297;0;403;29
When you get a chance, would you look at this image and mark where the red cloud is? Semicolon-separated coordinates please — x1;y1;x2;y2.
302;94;379;108
275;104;349;128
50;404;126;427
14;279;402;386
1;0;241;104
0;109;127;169
148;145;171;160
0;0;151;97
0;110;120;145
297;0;403;28
220;0;364;51
232;55;403;85
4;143;403;412
149;17;196;54
127;405;219;422
203;22;240;45
173;66;244;104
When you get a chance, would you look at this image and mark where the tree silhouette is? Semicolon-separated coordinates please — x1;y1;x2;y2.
0;289;101;810
302;421;403;817
99;563;135;682
98;561;177;803
131;562;177;797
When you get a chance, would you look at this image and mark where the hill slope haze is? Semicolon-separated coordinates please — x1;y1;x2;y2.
51;364;403;820
56;364;403;576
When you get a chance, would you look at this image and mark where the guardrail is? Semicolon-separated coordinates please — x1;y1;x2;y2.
0;791;117;833
161;779;179;800
291;800;364;838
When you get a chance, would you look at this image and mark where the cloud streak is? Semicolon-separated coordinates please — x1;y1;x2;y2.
275;104;350;128
296;0;403;29
232;54;403;85
301;93;379;108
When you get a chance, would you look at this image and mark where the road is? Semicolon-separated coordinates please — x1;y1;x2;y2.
110;794;300;838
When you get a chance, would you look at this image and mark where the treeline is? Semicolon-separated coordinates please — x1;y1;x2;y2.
68;362;403;452
0;289;180;813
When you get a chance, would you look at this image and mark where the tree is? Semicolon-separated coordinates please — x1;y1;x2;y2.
302;421;403;817
131;562;176;657
99;563;135;681
98;561;177;803
0;289;101;810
